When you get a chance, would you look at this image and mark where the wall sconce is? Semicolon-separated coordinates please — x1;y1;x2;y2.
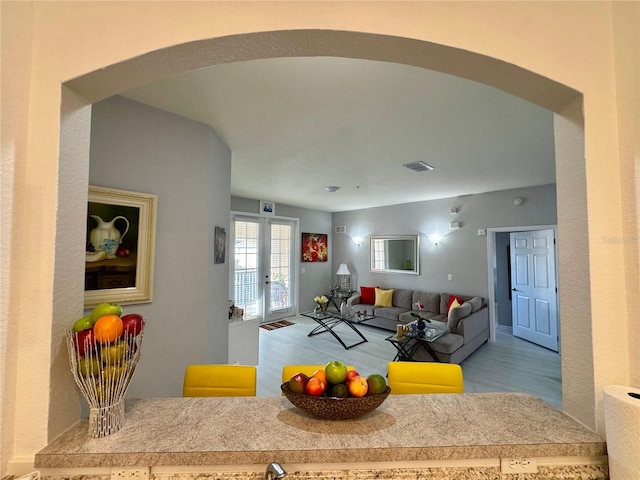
450;207;459;215
350;235;362;246
336;263;352;291
427;234;442;246
450;221;462;229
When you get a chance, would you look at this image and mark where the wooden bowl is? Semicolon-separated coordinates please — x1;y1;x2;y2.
280;383;391;420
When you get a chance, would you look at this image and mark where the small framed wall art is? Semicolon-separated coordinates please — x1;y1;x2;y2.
214;226;226;264
260;200;275;216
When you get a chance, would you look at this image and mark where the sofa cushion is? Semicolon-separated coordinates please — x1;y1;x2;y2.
360;286;377;305
446;295;465;313
375;288;394;307
412;291;440;313
441;293;469;314
448;298;461;316
467;296;483;313
393;289;414;309
375;306;411;322
429;332;464;355
447;301;473;332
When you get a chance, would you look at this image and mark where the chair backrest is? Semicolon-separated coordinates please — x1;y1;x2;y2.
387;362;464;394
183;364;257;397
281;364;355;383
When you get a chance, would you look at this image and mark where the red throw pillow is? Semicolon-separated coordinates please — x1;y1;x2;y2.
447;294;466;312
360;286;377;305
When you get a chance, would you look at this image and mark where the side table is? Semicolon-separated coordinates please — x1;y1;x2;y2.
386;326;449;363
327;289;355;311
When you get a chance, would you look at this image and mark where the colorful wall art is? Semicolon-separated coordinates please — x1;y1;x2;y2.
301;232;328;262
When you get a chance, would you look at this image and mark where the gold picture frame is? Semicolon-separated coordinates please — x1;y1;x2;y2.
85;186;157;308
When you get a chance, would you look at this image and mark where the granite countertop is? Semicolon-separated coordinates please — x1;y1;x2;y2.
35;393;605;468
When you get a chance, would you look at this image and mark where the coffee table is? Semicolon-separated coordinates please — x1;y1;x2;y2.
386;324;449;362
301;310;372;350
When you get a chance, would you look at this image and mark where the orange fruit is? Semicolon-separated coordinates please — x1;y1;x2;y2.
347;375;369;397
93;314;124;344
311;369;327;385
305;377;326;396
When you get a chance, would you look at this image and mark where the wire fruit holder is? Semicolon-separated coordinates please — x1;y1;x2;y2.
65;318;145;438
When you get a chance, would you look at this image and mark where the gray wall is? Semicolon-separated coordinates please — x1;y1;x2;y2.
332;184;557;298
90;96;232;397
231;197;333;312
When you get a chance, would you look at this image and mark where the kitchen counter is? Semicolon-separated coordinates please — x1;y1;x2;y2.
35;393;608;479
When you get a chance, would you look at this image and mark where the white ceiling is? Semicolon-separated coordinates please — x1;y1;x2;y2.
122;57;556;213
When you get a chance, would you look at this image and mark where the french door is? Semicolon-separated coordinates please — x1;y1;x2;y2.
230;214;297;323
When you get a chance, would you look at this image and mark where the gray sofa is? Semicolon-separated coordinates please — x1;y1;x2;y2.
347;288;489;364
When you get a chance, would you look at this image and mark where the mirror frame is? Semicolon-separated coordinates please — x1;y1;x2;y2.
369;234;420;275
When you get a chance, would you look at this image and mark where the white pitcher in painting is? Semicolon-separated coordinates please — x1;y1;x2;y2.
89;215;130;259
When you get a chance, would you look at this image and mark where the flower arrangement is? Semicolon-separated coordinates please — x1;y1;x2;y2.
314;295;329;312
314;295;329;305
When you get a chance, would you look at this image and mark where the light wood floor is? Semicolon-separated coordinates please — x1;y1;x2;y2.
256;316;562;410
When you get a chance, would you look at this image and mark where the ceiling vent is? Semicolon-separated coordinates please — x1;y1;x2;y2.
403;161;434;172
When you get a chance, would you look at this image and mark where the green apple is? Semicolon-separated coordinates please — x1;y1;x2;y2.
73;315;93;332
78;357;101;377
102;362;127;381
90;302;122;324
324;360;348;385
100;341;128;364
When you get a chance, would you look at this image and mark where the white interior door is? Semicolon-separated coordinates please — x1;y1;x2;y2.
231;215;297;323
510;229;559;351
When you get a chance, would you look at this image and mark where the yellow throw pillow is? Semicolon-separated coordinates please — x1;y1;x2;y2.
375;288;394;307
448;298;461;316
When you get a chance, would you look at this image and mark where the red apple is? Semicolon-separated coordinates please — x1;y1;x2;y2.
116;246;130;258
121;313;144;337
346;370;360;383
288;372;309;394
121;313;143;336
74;329;96;357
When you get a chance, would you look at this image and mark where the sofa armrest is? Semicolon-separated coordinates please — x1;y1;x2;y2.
347;294;362;307
455;306;489;340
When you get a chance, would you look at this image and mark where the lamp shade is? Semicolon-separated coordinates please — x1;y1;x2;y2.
336;263;351;275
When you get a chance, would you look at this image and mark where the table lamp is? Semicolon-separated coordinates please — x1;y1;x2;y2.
336;263;351;291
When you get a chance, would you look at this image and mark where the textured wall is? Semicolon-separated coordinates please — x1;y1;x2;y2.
2;1;637;475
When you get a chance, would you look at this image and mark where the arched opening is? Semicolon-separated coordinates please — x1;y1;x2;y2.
55;29;589;435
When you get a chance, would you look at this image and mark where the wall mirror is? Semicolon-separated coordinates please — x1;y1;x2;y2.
370;235;419;275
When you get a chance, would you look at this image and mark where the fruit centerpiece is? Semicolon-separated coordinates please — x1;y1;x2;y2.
65;302;145;438
281;361;391;420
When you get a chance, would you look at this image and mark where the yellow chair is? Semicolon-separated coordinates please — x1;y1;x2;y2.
183;364;257;397
281;364;355;383
387;362;464;394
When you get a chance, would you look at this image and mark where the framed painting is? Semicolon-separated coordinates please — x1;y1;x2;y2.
301;232;328;262
85;186;157;308
214;226;226;264
260;200;275;216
